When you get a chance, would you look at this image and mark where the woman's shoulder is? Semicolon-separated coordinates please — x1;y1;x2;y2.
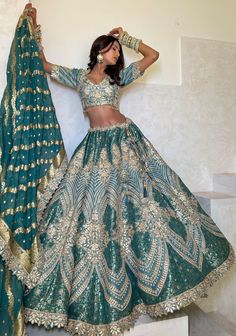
119;61;144;86
77;67;92;78
75;68;87;83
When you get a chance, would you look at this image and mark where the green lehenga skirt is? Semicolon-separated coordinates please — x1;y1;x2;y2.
24;118;234;335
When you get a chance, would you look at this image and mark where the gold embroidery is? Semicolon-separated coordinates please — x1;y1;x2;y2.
2;149;68;212
0;12;66;292
140;199;170;238
20;51;40;58
5;267;14;326
50;64;60;80
0;202;36;217
0;153;67;287
20;34;27;49
15;305;25;336
10;140;63;153
37;149;68;222
88;118;132;132
19;69;46;77
16;87;50;96
24;246;235;335
37;148;66;195
19;104;54;112
4;90;10;126
66;147;85;177
13;223;37;235
111;144;122;167
21;120;235;335
0;218;40;274
8;158;54;172
97;149;112;182
2;182;38;194
14;123;59;133
25;308;67;328
11;38;18;135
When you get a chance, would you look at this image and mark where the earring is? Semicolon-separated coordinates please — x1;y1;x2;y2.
97;52;103;64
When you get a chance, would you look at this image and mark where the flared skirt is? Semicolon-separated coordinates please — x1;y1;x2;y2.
24;118;234;335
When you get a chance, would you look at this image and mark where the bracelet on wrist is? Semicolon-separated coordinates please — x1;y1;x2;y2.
119;31;142;53
34;24;44;51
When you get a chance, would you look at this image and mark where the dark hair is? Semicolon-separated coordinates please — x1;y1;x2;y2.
87;35;124;86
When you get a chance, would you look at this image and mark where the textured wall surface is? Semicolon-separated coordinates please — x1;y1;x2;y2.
127;37;236;191
0;0;22;83
1;3;236;191
23;0;236;85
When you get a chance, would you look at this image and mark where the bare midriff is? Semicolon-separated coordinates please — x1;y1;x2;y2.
84;105;127;128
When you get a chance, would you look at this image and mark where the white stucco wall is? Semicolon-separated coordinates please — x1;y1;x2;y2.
0;0;236;192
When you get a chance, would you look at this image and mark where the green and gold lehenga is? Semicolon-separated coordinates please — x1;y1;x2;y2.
1;13;235;336
23;119;234;335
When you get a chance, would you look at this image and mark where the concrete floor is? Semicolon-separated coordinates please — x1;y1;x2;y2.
26;304;236;336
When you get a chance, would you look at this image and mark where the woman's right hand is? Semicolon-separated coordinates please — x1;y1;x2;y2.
107;27;124;40
24;3;52;74
24;3;37;27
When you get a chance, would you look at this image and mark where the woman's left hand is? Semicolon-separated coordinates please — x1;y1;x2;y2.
107;27;124;39
24;3;37;27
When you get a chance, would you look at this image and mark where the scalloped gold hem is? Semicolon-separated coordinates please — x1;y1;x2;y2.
24;245;235;335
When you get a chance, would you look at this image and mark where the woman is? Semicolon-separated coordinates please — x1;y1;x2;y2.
23;3;234;336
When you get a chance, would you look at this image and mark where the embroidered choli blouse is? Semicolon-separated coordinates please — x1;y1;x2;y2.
50;61;144;111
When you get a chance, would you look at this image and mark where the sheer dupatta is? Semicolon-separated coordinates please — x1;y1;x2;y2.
0;11;68;335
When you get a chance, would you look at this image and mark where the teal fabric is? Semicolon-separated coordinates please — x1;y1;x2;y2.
0;258;24;336
0;13;67;336
24;119;234;335
50;61;144;111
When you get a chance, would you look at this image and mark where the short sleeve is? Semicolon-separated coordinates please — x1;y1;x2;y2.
50;64;83;89
120;61;144;86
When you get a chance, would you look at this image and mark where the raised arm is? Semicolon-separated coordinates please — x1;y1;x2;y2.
39;50;53;75
108;27;159;73
136;41;159;73
24;3;82;89
24;3;52;74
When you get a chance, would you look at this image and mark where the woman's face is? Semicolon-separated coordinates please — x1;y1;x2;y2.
101;40;120;65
